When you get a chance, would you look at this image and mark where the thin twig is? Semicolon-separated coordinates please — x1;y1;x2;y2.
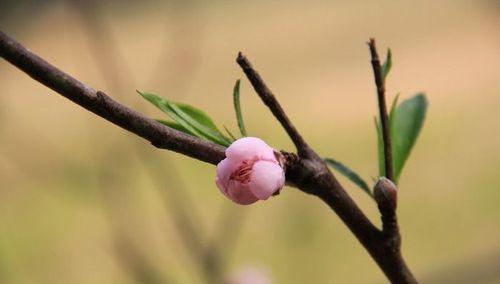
236;52;311;158
369;40;401;240
368;38;393;181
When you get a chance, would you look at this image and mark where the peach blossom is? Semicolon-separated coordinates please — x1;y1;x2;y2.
215;137;285;205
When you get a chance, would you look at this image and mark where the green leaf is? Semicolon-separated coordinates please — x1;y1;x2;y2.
232;79;247;137
325;158;372;197
223;126;237;141
138;90;171;113
389;93;400;128
168;103;232;146
381;49;392;81
138;90;231;146
156;119;189;133
391;93;428;183
375;93;428;183
138;91;205;137
375;116;384;177
172;103;220;134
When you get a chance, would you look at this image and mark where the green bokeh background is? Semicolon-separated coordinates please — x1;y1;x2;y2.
1;0;500;283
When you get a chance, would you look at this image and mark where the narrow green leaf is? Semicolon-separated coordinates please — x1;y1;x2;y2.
389;94;400;128
138;90;171;114
172;103;220;133
138;90;231;146
156;119;190;133
391;93;428;183
223;126;237;141
381;49;392;81
177;104;233;145
138;91;206;138
375;116;385;177
172;104;232;145
325;158;372;197
232;79;247;137
168;103;231;146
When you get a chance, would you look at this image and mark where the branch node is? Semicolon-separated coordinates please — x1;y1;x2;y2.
279;151;298;171
374;177;397;209
96;90;108;106
374;177;400;245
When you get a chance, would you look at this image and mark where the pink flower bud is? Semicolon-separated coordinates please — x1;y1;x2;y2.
215;137;285;205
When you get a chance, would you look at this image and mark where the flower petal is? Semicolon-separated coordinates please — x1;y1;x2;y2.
216;158;238;183
215;158;239;196
226;181;259;205
215;176;229;198
225;137;275;163
248;160;285;200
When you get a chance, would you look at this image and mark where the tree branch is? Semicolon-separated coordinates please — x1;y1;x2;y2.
0;30;225;165
238;53;417;283
368;38;393;181
0;30;418;283
369;39;402;245
236;52;312;158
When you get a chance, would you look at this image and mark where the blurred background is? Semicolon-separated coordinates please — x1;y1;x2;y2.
1;0;500;283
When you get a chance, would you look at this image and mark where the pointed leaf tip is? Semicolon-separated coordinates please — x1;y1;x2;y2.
384;93;428;183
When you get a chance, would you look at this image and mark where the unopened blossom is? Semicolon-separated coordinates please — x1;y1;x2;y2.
215;137;285;205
